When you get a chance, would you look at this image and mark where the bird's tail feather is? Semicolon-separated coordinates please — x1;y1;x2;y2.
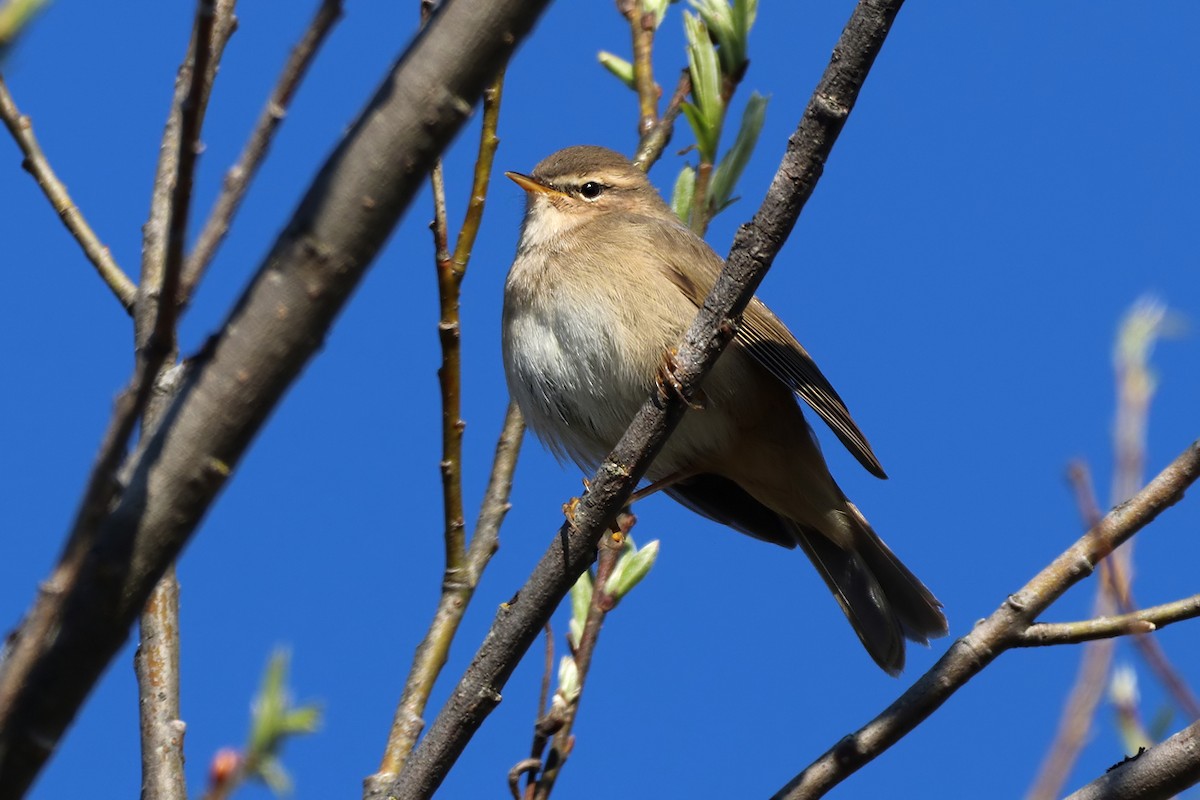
789;509;947;675
844;501;948;646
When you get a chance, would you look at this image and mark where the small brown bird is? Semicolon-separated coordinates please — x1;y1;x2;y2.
501;145;947;674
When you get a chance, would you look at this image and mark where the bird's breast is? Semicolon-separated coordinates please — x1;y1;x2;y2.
502;263;654;467
501;235;746;476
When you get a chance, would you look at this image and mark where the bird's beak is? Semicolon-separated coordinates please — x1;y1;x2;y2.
505;171;568;198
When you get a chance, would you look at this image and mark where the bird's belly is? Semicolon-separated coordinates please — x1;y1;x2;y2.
503;298;745;477
504;301;650;468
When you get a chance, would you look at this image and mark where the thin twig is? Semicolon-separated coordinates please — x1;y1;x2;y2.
537;622;554;723
1017;594;1200;647
1027;462;1116;800
135;563;187;800
0;3;231;797
1108;301;1200;720
689;158;713;235
533;527;626;800
139;0;234;342
0;74;137;310
1119;595;1200;721
452;67;505;273
771;438;1200;800
135;4;235;799
1028;638;1116;800
430;156;461;570
388;2;907;796
366;51;510;790
368;402;524;789
1030;301;1171;800
153;0;215;355
632;69;690;172
619;0;658;138
1067;461;1104;528
509;759;542;800
0;2;544;795
181;0;343;300
519;621;555;800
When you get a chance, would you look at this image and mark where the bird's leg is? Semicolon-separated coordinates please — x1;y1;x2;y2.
627;470;692;505
655;348;706;410
562;477;592;527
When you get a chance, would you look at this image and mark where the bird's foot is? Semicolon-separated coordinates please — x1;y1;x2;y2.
562;496;580;526
655;348;706;410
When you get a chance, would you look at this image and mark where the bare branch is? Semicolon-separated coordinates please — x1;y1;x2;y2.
772;438;1200;800
139;0;236;348
1030;299;1176;800
632;69;690;172
388;2;908;797
451;68;505;272
0;2;544;795
1063;718;1200;800
0;4;235;793
369;402;524;790
366;57;511;791
134;6;237;798
532;527;626;800
1123;609;1200;722
429;154;459;566
181;0;343;300
135;564;187;800
1027;461;1116;800
0;74;136;310
619;0;658;138
1106;301;1200;720
466;402;525;581
1017;594;1200;647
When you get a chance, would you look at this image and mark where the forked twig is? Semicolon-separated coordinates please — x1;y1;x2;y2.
772;439;1200;800
181;0;344;299
0;75;136;310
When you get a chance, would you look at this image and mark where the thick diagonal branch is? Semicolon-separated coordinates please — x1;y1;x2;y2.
772;438;1200;800
0;2;549;796
1063;717;1200;800
386;1;908;797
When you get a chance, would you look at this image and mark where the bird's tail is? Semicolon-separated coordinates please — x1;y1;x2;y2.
790;502;947;675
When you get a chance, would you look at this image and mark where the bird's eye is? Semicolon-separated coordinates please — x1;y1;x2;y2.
578;181;604;200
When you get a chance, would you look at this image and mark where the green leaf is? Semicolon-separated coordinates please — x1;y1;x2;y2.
248;650;290;754
0;0;49;60
597;50;636;90
605;539;660;600
243;648;321;797
689;0;757;76
642;0;676;28
281;707;321;736
732;0;759;59
556;656;581;705
255;755;293;795
671;164;697;223
708;91;767;213
681;103;715;164
683;12;723;162
601;535;636;597
569;570;593;648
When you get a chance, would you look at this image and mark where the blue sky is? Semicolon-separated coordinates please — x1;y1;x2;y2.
3;2;1199;798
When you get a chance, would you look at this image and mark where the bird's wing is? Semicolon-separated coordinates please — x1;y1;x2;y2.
737;301;887;478
652;219;887;479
